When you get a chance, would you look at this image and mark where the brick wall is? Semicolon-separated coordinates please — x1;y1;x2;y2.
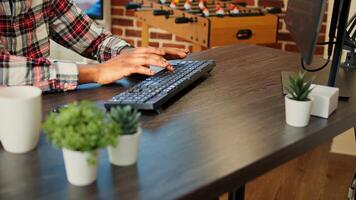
111;0;328;54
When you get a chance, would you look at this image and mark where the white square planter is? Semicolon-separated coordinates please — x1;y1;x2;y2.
309;84;339;118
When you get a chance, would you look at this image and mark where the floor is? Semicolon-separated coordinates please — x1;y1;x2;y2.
331;128;356;156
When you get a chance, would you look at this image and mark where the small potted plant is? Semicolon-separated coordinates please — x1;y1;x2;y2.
42;101;120;186
285;72;314;127
107;106;141;166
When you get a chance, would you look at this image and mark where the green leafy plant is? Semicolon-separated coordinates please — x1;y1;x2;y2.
109;106;141;135
285;71;314;101
42;101;121;164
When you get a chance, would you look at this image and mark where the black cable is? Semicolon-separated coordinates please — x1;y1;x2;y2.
301;56;330;72
301;40;335;72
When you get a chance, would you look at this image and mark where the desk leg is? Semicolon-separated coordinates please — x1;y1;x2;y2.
141;23;149;47
228;185;245;200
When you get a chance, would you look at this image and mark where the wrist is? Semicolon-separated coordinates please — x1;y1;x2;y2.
78;64;100;84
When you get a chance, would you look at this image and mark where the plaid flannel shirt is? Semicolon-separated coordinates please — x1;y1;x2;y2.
0;0;130;92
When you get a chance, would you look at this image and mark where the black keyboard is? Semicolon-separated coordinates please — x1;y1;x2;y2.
104;60;215;111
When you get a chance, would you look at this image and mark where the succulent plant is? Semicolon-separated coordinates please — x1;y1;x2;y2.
109;106;141;135
285;71;314;101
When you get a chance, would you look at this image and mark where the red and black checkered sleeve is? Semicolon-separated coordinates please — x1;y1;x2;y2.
0;53;78;92
48;0;131;63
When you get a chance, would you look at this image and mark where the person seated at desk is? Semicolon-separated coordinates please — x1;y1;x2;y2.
0;0;189;92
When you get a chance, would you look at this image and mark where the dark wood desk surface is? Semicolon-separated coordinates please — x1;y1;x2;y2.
1;45;355;200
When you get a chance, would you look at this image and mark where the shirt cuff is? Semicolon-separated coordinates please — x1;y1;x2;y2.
53;61;79;91
118;44;134;55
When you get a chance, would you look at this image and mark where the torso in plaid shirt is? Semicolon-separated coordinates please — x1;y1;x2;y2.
0;0;129;92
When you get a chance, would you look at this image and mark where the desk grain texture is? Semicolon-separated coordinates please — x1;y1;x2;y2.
0;45;355;200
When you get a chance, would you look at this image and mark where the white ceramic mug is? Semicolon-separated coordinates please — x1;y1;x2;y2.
0;86;42;153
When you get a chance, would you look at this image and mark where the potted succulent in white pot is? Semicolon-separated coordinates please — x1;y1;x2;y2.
42;101;120;186
108;106;141;166
285;72;314;127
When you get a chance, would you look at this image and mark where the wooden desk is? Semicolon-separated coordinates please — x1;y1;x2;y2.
0;45;355;200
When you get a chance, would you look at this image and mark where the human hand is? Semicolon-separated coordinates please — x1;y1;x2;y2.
79;46;190;85
121;46;190;60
